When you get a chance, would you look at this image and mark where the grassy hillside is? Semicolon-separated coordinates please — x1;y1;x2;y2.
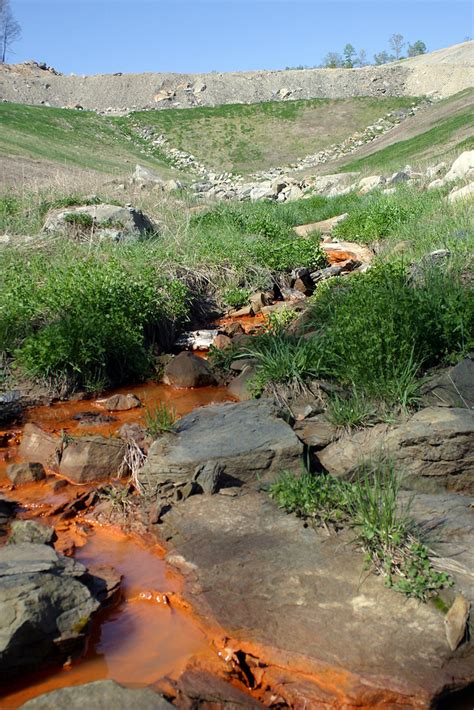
339;89;474;174
127;96;418;174
0;102;174;176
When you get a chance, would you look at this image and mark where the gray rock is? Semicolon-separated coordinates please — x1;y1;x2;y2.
228;364;257;401
102;392;141;411
9;520;56;546
0;544;99;676
139;399;303;491
445;595;470;651
42;203;156;242
420;355;474;409
193;461;225;494
163;351;217;387
131;163;165;185
19;423;62;469
7;462;46;485
19;680;173;709
162;489;474;706
318;407;474;494
59;436;126;483
443;150;474;183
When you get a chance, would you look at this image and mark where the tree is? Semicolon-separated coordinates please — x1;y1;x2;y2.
0;0;21;63
323;52;344;69
343;43;357;68
389;33;405;60
407;40;427;57
374;50;393;65
355;48;367;67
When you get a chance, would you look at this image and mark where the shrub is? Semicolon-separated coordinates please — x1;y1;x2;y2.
222;286;251;309
1;243;190;392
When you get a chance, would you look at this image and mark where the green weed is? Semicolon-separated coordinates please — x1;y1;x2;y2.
144;402;177;436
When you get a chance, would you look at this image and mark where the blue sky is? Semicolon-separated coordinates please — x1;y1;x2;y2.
10;0;474;75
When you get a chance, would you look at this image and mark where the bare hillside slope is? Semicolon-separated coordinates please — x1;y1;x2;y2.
0;42;472;114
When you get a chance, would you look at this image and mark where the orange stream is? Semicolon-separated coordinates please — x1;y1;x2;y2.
0;379;236;708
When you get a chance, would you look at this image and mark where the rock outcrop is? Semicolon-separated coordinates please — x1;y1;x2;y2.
42;203;156;242
19;680;173;709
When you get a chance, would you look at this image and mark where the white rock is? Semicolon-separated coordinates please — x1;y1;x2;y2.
443;150;474;183
358;175;386;194
448;182;474;203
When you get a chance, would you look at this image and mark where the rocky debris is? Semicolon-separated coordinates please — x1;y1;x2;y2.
6;462;46;485
19;423;62;469
19;680;173;709
0;543;100;676
162;351;217;388
102;393;141;411
59;436;126;483
72;411;117;426
175;329;219;351
293;212;348;237
8;520;56;546
318;406;474;494
42;203;156;242
420;355;474;409
161;489;474;707
445;595;471;651
358;174;386;193
448;181;474;203
131;163;165;186
138;399;303;491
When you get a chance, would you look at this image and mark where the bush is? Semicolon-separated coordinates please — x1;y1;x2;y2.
1;243;189;392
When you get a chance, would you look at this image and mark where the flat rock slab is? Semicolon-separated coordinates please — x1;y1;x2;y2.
19;680;173;709
139;399;303;491
161;490;474;707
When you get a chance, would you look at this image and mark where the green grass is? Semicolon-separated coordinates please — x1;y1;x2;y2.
340;109;474;175
270;463;452;600
128;96;418;174
0;102;173;175
144;402;177;436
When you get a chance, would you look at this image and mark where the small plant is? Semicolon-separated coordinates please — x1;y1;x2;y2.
264;306;298;335
144;402;177;436
223;286;251;309
326;388;379;429
63;212;94;229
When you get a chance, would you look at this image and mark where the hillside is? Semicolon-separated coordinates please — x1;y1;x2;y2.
0;41;472;114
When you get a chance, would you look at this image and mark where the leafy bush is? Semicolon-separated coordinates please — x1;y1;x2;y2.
222;286;251;309
1;243;189;392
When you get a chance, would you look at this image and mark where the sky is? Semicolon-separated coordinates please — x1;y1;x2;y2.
9;0;474;75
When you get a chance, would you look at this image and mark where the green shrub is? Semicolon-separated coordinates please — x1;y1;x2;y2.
1;243;190;392
144;402;177;436
222;286;251;308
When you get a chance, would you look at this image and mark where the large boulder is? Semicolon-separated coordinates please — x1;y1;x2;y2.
448;182;474;203
59;436;126;483
19;423;62;469
443;150;474;183
0;543;99;676
317;407;474;494
161;490;474;707
131;163;165;186
139;399;303;490
19;680;173;709
42;203;156;242
162;351;217;388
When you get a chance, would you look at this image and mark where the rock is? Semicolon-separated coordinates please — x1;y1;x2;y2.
138;399;303;490
293;416;338;449
7;462;46;485
284;184;304;201
292;270;315;296
322;240;373;265
223;321;245;337
358;175;386;193
83;565;122;607
318;407;474;494
162;178;182;192
249;291;271;313
102;393;141;411
390;169;411;184
8;521;56;546
0;543;100;676
72;411;117;426
448;182;474;203
212;333;232;350
228;364;257;401
42;203;156;242
426;162;446;179
161;490;474;707
427;178;445;190
249;185;275;201
294;213;349;239
19;423;62;469
19;680;173;709
193;461;225;494
163;351;217;388
443;150;474;183
176;668;265;708
59;436;126;483
310;173;359;196
131;164;165;185
420;356;474;409
445;595;470;651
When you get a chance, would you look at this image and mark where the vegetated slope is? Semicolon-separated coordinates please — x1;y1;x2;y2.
126;96;417;174
0;102;176;185
337;88;474;174
0;42;471;113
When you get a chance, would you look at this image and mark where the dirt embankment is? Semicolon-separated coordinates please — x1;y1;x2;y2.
0;41;472;113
